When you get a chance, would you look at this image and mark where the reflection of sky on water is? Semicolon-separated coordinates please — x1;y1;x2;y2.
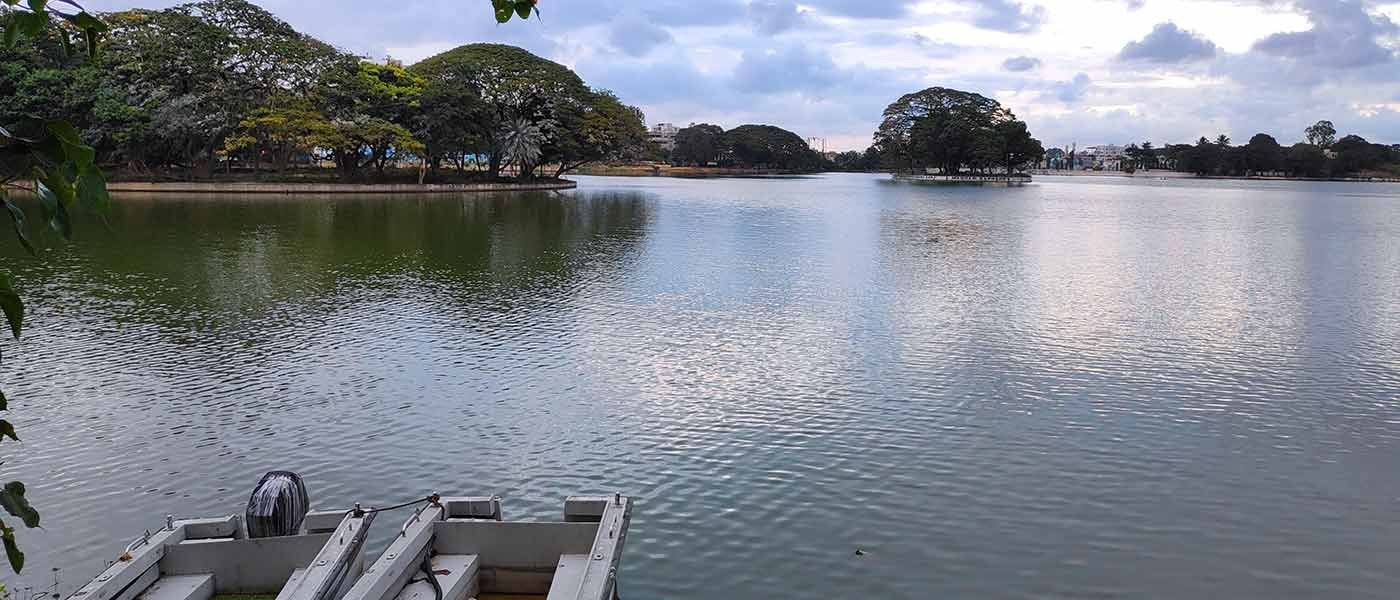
3;175;1399;599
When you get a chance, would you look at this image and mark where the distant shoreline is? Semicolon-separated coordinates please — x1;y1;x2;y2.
1032;170;1400;183
19;179;579;195
575;164;817;178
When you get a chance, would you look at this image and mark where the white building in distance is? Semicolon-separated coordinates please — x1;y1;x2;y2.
649;123;681;151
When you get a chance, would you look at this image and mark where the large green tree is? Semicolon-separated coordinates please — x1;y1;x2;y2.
97;0;339;175
1304;120;1336;148
548;90;648;177
318;59;426;179
671;123;724;166
874;87;1039;175
411;43;589;179
1243;133;1284;175
721;124;820;170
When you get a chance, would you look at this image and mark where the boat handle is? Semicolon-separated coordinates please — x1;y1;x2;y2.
399;504;428;538
124;530;152;554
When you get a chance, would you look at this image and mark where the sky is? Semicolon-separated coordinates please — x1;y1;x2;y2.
83;0;1400;151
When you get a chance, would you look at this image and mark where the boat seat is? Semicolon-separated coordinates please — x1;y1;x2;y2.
134;575;214;600
393;554;480;600
543;555;589;600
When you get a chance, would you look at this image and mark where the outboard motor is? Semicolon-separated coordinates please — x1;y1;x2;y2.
246;471;310;538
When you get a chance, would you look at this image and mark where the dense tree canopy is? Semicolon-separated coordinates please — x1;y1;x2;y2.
672;123;724;166
1123;126;1397;179
2;1;645;182
668;123;820;171
722;124;821;170
873;87;1043;174
411;43;643;179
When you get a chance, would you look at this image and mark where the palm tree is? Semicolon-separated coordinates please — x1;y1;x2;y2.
501;118;544;178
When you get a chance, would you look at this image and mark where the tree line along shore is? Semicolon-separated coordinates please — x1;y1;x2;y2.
0;0;833;185
5;0;1396;186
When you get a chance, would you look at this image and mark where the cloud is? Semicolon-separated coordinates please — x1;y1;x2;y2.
1002;56;1042;72
1250;0;1396;70
968;0;1047;33
608;16;673;57
749;0;808;34
639;0;748;27
1045;73;1093;103
1118;22;1219;63
803;0;916;19
732;44;844;94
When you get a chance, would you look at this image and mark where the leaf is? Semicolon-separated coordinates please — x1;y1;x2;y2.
514;1;533;19
0;483;38;529
2;198;35;256
33;177;72;240
26;0;45;13
0;420;16;442
1;520;23;573
492;0;513;23
2;15;19;49
0;274;19;340
56;27;72;58
76;162;108;214
13;10;46;37
63;11;107;33
47;120;94;167
83;26;97;57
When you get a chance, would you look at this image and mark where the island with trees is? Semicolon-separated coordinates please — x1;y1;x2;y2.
871;86;1045;183
580;121;827;177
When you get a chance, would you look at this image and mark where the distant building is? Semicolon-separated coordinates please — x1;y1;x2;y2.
1077;144;1126;170
648;123;681;151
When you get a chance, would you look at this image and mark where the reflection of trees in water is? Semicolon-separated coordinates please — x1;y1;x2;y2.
0;191;652;333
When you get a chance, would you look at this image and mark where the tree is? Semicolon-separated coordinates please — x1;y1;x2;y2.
411;43;590;179
1286;143;1327;178
1243;133;1284;175
873;86;1038;175
320;59;426;178
1305;120;1336;148
97;0;340;176
549;90;648;177
672;123;724;166
1331;134;1386;175
223;106;330;173
721;124;820;170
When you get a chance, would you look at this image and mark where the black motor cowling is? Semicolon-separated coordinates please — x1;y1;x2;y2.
245;471;310;538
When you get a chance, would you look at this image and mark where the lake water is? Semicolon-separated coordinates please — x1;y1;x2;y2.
2;173;1399;599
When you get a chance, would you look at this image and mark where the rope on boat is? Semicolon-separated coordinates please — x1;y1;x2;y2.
350;493;441;518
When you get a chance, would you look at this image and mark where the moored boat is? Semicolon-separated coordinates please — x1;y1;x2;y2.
340;494;631;600
68;475;634;600
69;472;374;600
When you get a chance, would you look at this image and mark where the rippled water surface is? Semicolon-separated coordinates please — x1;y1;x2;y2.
3;173;1400;599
